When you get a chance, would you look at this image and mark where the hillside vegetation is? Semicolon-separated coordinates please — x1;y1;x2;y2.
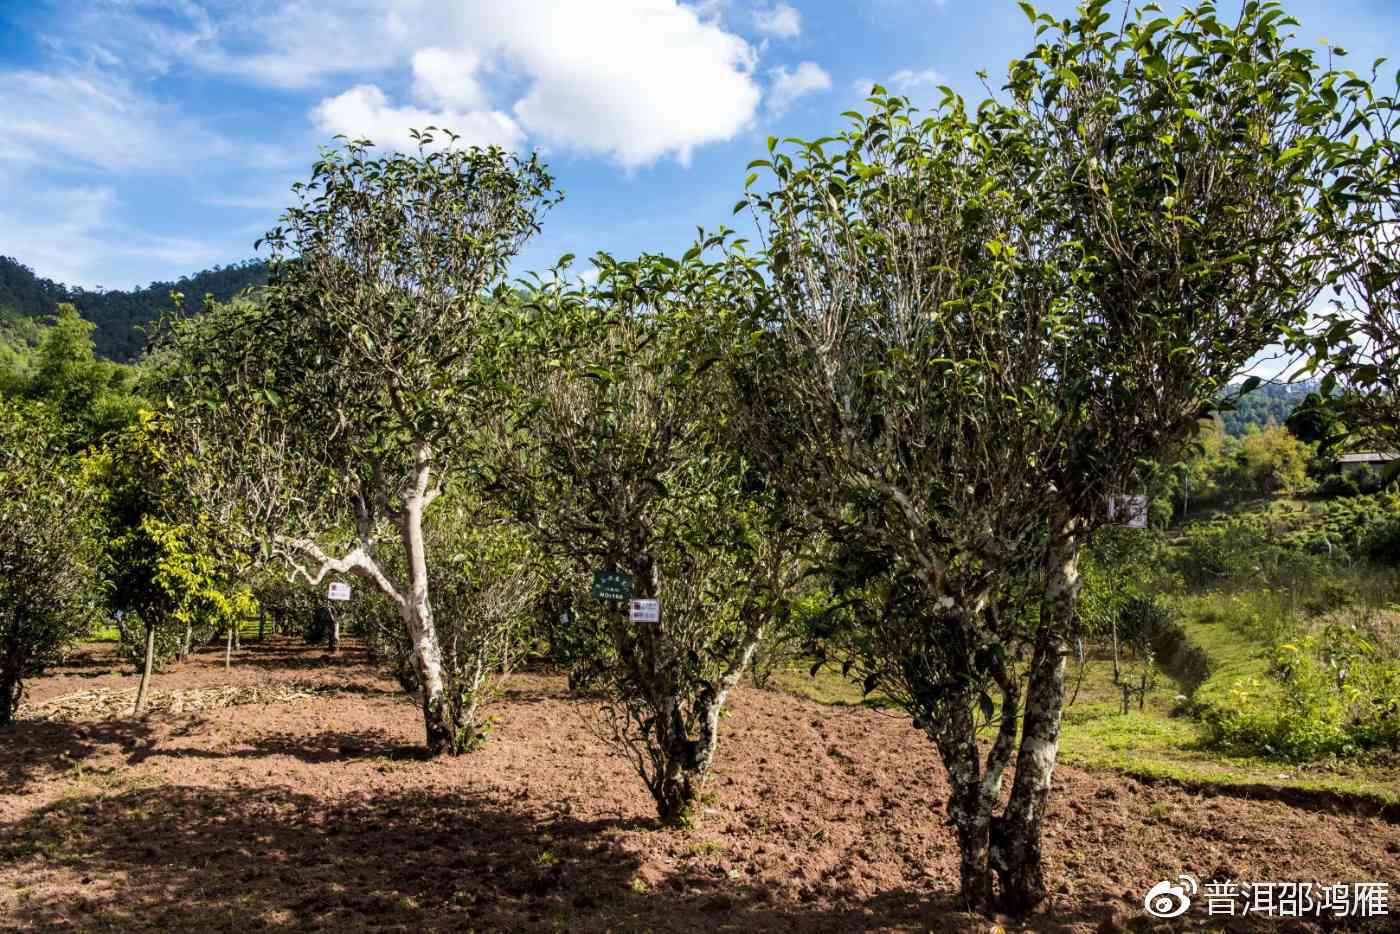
0;256;267;362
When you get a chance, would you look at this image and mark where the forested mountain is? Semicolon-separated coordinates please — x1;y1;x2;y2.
0;256;268;361
1219;380;1317;436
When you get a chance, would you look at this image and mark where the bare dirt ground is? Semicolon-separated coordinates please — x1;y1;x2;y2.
3;638;1397;933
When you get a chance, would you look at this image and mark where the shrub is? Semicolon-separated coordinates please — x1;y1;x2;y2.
1361;518;1400;567
1202;626;1400;759
1318;471;1361;499
1178;522;1266;586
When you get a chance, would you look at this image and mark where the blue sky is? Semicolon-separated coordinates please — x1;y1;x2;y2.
1;0;1397;292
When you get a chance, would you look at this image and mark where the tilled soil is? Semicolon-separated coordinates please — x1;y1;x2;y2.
2;639;1396;932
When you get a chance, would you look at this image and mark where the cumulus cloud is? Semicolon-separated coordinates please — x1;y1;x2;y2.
767;61;832;116
478;1;762;167
312;84;524;151
753;2;802;39
411;47;490;112
72;0;768;169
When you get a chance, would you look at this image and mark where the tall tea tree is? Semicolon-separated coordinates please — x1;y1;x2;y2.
495;251;800;826
737;94;1071;910
1296;79;1400;452
160;131;558;754
989;0;1358;910
0;399;100;725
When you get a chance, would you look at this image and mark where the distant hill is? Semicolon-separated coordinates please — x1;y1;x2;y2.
0;256;268;362
1219;380;1317;437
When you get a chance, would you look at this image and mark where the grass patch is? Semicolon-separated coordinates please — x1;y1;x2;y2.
769;644;1400;809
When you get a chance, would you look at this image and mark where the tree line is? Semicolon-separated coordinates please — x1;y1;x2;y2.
0;256;268;362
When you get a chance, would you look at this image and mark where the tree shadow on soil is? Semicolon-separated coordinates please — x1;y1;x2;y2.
1;717;159;793
0;783;1320;933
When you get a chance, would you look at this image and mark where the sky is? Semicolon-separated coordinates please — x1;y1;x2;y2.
1;0;1397;293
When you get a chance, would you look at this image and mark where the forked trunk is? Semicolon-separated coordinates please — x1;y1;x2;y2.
995;531;1078;915
133;622;156;715
634;563;764;828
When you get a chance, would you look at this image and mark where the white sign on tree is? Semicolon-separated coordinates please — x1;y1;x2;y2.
327;581;352;601
629;598;660;623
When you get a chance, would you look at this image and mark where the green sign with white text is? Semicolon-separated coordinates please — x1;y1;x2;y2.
591;570;633;601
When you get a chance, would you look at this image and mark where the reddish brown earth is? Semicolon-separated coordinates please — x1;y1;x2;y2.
2;638;1397;933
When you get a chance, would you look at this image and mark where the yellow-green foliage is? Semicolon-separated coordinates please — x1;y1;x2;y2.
98;411;254;668
1202;628;1400;760
1237;424;1313;495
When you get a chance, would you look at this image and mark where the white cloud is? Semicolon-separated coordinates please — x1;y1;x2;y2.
753;2;802;39
74;1;766;169
767;61;832;116
312;84;524;151
411;47;489;112
0;70;191;172
476;1;761;167
889;68;947;93
0;183;232;290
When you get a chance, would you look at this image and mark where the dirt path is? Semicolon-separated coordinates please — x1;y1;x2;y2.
2;640;1396;932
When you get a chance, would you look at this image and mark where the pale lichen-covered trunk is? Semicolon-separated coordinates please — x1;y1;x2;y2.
398;491;456;755
994;528;1079;914
651;634;760;827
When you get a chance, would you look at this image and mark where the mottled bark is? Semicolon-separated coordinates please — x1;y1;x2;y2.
625;555;763;827
995;531;1078;915
929;666;1021;913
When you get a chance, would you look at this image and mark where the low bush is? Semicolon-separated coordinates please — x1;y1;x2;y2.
1202;624;1400;760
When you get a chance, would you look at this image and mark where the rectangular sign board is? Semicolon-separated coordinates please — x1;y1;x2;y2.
629;599;660;623
592;570;633;601
327;581;352;601
1108;494;1149;530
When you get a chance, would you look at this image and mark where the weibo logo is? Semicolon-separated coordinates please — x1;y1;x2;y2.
1143;874;1199;919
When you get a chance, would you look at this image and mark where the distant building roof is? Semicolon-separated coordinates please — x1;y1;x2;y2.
1338;452;1400;464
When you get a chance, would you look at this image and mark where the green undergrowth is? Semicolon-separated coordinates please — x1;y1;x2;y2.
767;638;1400;810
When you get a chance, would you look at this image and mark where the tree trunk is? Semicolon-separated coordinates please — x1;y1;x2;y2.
224;625;233;669
398;483;458;755
328;609;340;655
133;622;156;715
1111;618;1121;685
180;621;192;660
1;669;20;726
258;607;265;642
941;721;998;912
995;532;1078;915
